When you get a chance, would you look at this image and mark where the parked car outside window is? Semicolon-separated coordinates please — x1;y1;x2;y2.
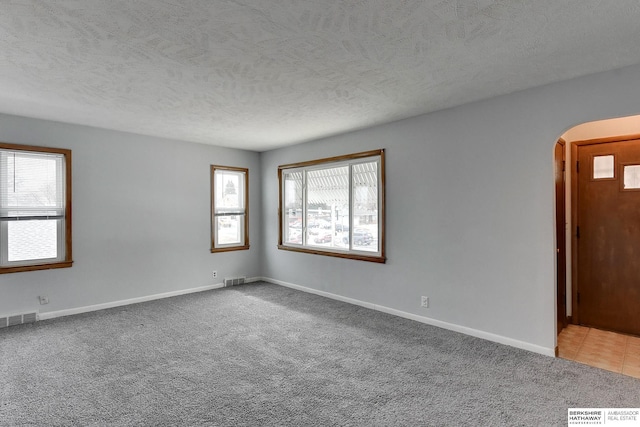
314;232;333;243
343;229;373;246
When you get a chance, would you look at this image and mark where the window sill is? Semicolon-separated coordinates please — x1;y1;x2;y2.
278;244;386;263
0;260;73;274
211;245;250;253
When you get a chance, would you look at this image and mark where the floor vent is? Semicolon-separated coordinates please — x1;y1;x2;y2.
224;276;246;287
0;312;37;328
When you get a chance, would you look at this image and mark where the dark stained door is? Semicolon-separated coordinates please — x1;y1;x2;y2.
555;141;567;334
577;139;640;335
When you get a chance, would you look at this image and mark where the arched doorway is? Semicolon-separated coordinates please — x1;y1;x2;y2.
556;114;640;377
558;116;640;334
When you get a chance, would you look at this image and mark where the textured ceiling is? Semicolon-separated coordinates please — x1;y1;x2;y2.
1;1;640;151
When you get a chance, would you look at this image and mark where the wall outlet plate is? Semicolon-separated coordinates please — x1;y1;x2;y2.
39;296;49;305
421;296;429;308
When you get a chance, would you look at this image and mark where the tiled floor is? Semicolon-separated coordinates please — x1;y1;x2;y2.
558;324;640;378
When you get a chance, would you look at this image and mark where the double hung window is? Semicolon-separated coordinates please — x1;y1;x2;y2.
0;143;72;273
278;149;385;263
211;165;249;252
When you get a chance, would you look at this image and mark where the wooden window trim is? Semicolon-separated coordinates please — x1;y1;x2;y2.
278;149;386;263
210;165;249;253
0;142;73;274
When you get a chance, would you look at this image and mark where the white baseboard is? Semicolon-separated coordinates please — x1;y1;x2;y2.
39;276;263;321
260;277;556;358
39;282;227;321
37;276;555;358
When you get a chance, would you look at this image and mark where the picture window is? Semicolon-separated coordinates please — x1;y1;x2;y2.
278;149;385;263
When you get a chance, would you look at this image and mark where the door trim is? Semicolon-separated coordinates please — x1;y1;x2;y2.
555;139;567;334
571;141;579;324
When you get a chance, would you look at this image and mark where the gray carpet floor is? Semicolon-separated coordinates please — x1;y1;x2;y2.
1;282;639;426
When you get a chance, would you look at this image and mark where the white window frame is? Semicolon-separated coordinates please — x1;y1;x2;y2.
278;149;385;263
211;165;249;252
0;143;72;273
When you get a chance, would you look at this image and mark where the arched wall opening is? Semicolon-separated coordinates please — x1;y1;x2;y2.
558;114;640;334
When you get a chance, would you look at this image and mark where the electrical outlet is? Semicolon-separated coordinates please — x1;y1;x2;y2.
212;270;218;279
39;296;49;305
421;296;429;308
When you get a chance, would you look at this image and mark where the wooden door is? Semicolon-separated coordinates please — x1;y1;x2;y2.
577;139;640;335
555;141;567;334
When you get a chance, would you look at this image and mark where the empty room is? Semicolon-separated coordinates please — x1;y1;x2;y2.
1;1;640;425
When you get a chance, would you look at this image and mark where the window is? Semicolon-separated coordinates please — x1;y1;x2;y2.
0;143;72;273
211;165;249;252
278;149;385;263
593;154;615;179
623;164;640;189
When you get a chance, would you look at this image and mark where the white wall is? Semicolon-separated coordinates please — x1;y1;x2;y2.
0;114;261;316
260;63;640;355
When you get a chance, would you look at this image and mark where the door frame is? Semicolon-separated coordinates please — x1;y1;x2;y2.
570;133;640;326
555;139;567;334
